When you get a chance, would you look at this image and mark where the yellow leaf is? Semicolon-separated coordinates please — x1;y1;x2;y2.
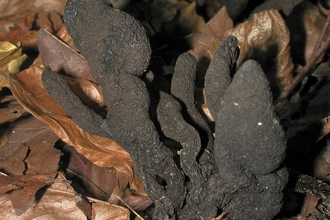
0;41;27;88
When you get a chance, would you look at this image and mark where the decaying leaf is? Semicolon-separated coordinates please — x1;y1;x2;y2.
300;195;321;219
63;144;152;210
0;173;89;219
0;96;28;124
7;11;65;50
2;13;36;44
189;6;233;61
0;115;60;176
36;29;95;82
0;42;27;89
0;173;55;215
91;200;130;220
212;9;294;97
0;114;60;215
0;0;67;42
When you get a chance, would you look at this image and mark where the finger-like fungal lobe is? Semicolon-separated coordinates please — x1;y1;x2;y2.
214;59;288;220
172;52;217;178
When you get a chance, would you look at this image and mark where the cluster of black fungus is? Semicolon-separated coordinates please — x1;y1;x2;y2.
41;0;288;219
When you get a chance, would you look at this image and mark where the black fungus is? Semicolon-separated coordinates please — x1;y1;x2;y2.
214;60;288;219
42;0;288;218
180;38;288;220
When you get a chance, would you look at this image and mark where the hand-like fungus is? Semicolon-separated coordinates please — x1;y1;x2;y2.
41;0;288;218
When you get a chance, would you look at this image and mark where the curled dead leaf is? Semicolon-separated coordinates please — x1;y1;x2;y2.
216;10;294;97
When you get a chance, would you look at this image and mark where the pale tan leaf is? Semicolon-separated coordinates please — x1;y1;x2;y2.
211;10;294;96
0;173;88;219
92;202;130;220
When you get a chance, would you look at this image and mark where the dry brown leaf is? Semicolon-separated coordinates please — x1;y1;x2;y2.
8;65;146;196
3;13;36;43
64;145;121;201
7;11;65;50
120;188;153;211
314;144;330;182
0;115;60;176
55;25;77;49
0;173;89;219
0;96;28;124
0;42;27;89
36;29;95;82
92;201;130;220
300;195;321;219
210;10;294;97
0;0;67;40
0;173;55;215
189;6;233;61
0;0;67;19
36;11;64;34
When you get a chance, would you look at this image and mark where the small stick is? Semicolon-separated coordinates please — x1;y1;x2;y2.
0;70;9;79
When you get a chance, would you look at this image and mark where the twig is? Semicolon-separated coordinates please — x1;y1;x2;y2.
275;13;330;104
116;196;145;220
0;70;9;79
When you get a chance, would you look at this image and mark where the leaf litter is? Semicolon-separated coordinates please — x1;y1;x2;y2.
1;0;330;219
